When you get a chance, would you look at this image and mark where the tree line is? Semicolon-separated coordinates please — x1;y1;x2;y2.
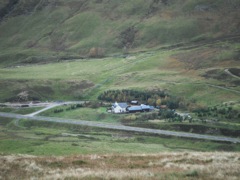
98;89;180;109
193;105;240;121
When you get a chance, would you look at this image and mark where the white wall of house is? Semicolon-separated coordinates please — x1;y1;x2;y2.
112;106;123;113
112;102;127;113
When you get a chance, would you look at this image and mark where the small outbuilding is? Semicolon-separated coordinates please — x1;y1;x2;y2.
130;100;138;105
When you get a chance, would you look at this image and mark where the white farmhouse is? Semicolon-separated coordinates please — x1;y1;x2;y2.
112;102;128;113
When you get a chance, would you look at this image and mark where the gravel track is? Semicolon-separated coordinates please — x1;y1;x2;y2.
0;112;239;143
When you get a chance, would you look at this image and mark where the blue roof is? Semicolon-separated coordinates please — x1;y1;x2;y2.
149;106;155;110
127;104;152;112
128;106;142;111
118;103;128;108
141;105;150;110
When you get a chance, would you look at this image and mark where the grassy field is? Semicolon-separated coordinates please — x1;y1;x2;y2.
42;106;122;124
0;1;239;108
1;117;240;157
0;116;240;179
0;46;239;105
0;106;42;115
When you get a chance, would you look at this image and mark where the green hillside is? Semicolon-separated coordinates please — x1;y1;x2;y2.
0;0;239;111
0;0;239;66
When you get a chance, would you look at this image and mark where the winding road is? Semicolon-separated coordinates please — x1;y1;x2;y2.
0;112;239;143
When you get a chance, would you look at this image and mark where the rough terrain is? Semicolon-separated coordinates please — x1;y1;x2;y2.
0;152;239;179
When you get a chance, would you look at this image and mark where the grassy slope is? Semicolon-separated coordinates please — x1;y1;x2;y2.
0;46;239;106
0;0;239;66
0;0;239;106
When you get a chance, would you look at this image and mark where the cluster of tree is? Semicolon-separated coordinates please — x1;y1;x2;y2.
158;109;193;123
53;104;83;113
98;89;167;102
83;101;106;109
121;109;193;124
65;104;83;111
158;109;175;119
53;109;64;113
193;105;240;121
98;89;179;108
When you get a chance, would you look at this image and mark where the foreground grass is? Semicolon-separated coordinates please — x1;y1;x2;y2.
0;152;240;179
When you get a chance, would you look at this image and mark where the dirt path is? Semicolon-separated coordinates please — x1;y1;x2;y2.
26;101;85;116
207;83;240;94
0;101;85;117
224;69;240;80
26;103;63;117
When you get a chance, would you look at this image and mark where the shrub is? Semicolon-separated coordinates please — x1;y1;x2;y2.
88;47;105;58
98;113;106;120
53;109;64;113
122;114;137;121
50;32;67;51
185;170;199;177
88;101;101;109
159;109;175;119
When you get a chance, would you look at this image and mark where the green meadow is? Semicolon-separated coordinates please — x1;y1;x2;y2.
0;48;239;107
1;117;239;156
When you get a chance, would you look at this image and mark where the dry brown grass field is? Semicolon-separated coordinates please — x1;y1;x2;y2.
0;152;240;179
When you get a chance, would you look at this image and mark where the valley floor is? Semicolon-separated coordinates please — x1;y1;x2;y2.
1;112;240;143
